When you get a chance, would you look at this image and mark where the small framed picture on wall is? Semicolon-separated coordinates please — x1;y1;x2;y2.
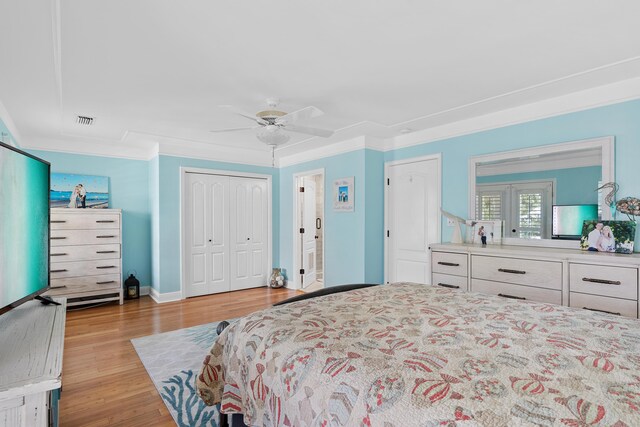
333;176;354;212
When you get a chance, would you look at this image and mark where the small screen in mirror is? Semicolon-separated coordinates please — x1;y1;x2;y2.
552;205;598;239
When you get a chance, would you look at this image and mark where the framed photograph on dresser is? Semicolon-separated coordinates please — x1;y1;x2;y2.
580;220;636;254
472;220;503;245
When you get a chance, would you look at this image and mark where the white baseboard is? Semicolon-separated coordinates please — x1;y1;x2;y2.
139;285;150;296
149;287;183;304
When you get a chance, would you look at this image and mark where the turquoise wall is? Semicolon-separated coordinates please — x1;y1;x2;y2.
29;150;152;286
476;166;601;205
385;99;640;243
279;149;384;287
153;155;279;294
9;98;640;296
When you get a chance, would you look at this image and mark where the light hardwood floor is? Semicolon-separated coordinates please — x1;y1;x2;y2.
61;287;299;426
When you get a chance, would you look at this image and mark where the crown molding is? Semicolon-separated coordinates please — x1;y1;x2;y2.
476;148;602;176
20;136;155;160
130;132;274;167
277;135;387;168
387;76;640;152
12;76;640;167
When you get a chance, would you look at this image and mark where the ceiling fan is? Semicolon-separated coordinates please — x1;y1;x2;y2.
210;98;334;146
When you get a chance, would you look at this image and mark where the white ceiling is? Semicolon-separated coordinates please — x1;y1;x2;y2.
1;1;640;163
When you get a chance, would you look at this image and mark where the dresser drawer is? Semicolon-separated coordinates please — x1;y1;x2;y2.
432;273;467;290
569;263;638;300
50;244;121;263
432;252;468;277
50;260;121;279
51;212;119;230
472;278;562;305
570;292;638;318
49;274;121;293
50;229;120;247
471;255;562;290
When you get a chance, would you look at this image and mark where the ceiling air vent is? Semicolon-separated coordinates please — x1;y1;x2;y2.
76;115;95;126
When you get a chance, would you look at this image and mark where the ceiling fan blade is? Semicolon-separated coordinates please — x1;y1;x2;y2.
276;106;324;125
209;126;259;133
284;124;334;138
218;105;266;124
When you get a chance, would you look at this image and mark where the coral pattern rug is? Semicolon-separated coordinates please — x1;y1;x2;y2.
132;320;231;427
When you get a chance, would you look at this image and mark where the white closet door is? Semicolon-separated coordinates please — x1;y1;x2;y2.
302;177;317;286
184;173;229;297
230;177;268;290
387;159;439;284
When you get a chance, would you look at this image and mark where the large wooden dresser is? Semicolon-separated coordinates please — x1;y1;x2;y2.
45;209;123;306
431;243;640;318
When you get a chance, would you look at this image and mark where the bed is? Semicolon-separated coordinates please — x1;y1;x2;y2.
196;283;640;426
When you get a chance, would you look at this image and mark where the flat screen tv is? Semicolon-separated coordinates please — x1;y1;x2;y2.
0;141;50;315
552;204;599;240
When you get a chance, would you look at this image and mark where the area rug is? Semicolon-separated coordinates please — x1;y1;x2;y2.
132;320;234;427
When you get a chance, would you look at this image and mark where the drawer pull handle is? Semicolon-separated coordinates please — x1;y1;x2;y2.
50;236;67;240
96;235;116;239
498;268;526;275
96;220;115;223
96;250;117;254
437;283;460;289
582;307;621;316
51;220;67;223
96;280;116;285
582;277;621;285
96;265;117;269
437;262;460;267
50;253;68;257
51;285;67;289
51;269;68;273
498;293;526;300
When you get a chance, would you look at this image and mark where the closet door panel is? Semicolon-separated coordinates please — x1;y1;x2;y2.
185;175;210;297
230;178;251;289
208;179;230;294
230;177;268;290
249;181;268;283
184;173;229;297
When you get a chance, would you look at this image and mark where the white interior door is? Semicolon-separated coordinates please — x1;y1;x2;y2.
387;159;439;284
302;177;317;286
230;177;268;291
184;173;229;297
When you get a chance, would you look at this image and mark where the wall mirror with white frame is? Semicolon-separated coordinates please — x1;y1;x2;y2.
469;137;614;247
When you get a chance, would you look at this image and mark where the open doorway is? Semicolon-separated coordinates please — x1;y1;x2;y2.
294;170;324;292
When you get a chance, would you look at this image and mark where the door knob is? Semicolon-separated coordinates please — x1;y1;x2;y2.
247;237;250;241
315;235;319;239
208;239;212;242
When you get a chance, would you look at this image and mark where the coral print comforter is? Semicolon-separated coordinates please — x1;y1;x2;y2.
196;283;640;426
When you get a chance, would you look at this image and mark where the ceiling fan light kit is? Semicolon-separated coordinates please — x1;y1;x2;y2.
210;98;334;146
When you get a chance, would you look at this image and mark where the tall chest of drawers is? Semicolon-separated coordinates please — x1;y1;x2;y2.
45;208;123;306
431;243;640;319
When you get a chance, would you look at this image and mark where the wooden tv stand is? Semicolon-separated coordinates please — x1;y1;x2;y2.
0;298;66;426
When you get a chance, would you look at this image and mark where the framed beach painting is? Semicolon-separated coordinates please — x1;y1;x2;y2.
50;173;109;209
580;220;636;254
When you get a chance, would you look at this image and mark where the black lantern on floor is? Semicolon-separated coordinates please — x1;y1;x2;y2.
124;272;140;300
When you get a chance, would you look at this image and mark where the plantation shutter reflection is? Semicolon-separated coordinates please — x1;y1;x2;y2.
476;193;503;220
476;181;553;239
518;192;544;238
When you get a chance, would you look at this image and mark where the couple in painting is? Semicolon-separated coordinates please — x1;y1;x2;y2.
68;184;87;208
587;222;615;252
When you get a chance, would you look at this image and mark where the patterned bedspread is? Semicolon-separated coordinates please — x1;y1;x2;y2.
196;283;640;426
